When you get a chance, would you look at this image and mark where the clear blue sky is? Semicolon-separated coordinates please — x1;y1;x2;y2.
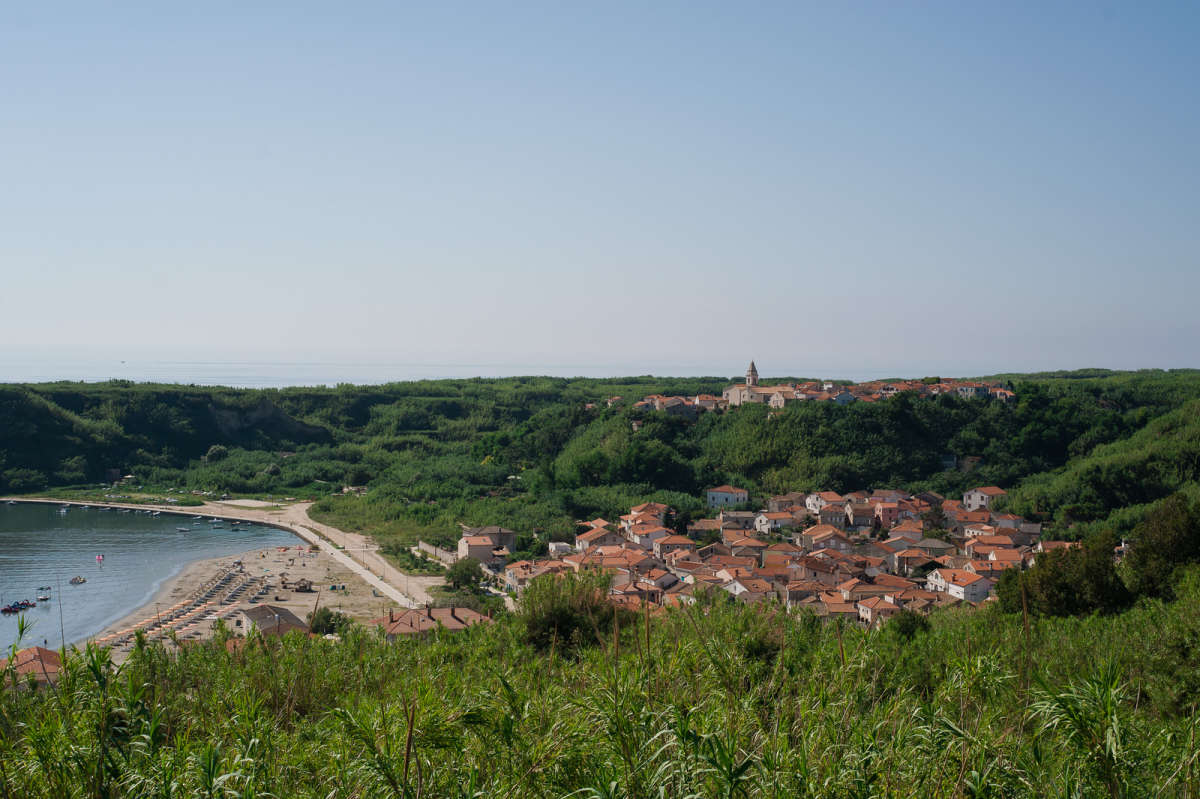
1;2;1196;378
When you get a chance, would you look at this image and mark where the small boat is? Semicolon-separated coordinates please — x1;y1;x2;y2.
96;554;104;564
36;594;50;602
5;500;15;505
69;576;87;585
191;515;202;520
1;600;36;614
176;527;191;532
36;585;51;591
151;511;161;516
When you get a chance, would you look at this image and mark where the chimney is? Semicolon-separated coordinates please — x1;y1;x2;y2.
389;608;394;623
449;607;460;623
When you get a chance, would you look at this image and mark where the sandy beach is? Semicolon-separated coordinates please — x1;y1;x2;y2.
3;496;447;660
87;541;398;660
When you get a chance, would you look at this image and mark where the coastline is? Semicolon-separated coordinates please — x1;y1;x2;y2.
82;548;261;648
3;496;439;609
3;496;434;657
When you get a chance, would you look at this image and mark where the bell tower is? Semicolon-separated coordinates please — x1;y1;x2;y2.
746;360;759;387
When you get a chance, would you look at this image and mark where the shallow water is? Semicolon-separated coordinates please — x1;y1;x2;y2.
0;503;297;651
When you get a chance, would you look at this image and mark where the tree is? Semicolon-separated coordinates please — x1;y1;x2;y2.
998;532;1131;616
446;557;485;591
204;445;229;463
309;607;351;635
1124;493;1200;600
889;609;930;641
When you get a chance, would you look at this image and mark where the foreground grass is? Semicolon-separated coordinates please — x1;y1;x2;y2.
3;574;1199;799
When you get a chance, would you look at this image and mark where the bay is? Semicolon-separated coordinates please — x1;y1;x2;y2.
0;503;297;651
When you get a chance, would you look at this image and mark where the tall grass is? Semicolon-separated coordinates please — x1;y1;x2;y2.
2;574;1199;798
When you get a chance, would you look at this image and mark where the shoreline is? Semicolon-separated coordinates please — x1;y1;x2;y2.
3;496;439;609
82;548;265;650
3;496;437;655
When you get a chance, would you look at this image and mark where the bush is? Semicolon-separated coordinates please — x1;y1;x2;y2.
518;570;627;653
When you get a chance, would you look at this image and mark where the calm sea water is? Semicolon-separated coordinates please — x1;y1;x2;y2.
0;357;912;388
0;503;298;651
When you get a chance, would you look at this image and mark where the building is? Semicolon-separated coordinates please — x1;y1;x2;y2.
963;487;1007;511
707;485;749;508
370;606;492;639
925;569;993;603
0;646;61;687
460;525;517;551
240;605;308;637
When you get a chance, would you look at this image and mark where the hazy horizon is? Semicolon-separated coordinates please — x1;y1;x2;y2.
0;353;1191;389
2;3;1196;371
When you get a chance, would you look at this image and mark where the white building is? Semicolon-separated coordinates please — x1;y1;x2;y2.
706;485;749;508
925;568;993;603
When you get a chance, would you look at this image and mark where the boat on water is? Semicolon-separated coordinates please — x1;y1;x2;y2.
151;511;161;516
36;594;50;602
36;585;51;591
5;500;15;505
176;526;191;532
191;515;202;520
69;576;86;585
1;600;36;614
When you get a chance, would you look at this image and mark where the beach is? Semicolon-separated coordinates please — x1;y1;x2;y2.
89;541;399;660
4;497;446;658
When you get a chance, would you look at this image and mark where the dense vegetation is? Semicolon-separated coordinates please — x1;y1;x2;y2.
3;370;1199;556
3;370;1200;794
2;569;1199;797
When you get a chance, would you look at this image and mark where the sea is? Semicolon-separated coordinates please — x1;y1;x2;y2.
0;357;917;388
0;503;298;651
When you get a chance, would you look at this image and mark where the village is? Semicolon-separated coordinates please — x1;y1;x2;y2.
451;480;1069;628
625;361;1014;418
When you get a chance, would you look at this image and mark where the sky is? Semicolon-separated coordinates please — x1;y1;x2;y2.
1;2;1197;380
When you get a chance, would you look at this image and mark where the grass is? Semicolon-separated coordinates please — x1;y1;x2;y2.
1;570;1198;798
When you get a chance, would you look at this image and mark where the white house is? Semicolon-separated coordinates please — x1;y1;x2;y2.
707;485;749;508
754;512;796;535
925;568;993;603
963;486;1007;511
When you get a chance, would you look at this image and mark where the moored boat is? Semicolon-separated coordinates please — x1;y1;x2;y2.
69;576;87;585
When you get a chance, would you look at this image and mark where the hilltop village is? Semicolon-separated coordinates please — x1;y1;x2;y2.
628;361;1014;416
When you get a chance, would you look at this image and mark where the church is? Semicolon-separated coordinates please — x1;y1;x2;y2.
722;362;798;407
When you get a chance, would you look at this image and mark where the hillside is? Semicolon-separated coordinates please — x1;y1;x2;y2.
3;370;1199;554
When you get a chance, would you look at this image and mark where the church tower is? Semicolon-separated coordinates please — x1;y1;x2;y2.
746;361;759;387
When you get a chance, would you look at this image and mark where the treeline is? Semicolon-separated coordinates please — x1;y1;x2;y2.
999;492;1200;617
4;370;1200;557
